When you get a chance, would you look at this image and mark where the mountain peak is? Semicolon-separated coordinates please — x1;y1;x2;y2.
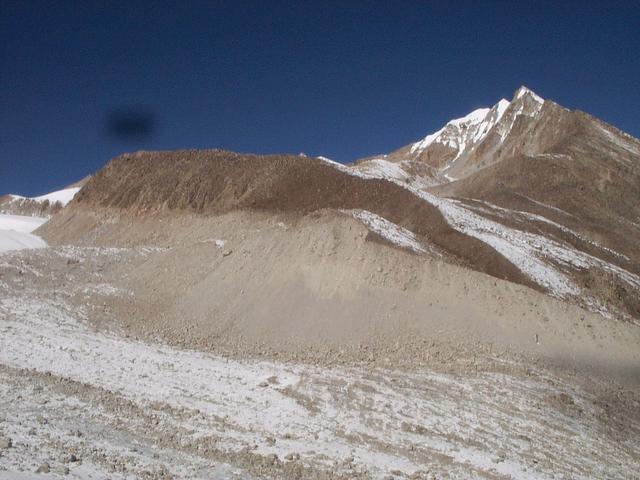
514;86;544;104
408;96;512;158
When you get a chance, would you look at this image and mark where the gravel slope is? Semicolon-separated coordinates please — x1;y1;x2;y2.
1;247;639;479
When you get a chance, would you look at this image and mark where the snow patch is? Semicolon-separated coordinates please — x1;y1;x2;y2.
0;230;47;253
353;158;410;183
343;209;425;253
319;157;575;293
434;197;640;298
520;195;577;219
430;197;579;295
6;187;81;207
464;199;630;262
33;187;81;206
495;98;510;118
409;99;510;163
0;214;48;253
82;283;133;297
0;214;47;233
318;155;638;305
198;238;227;248
515;86;544;104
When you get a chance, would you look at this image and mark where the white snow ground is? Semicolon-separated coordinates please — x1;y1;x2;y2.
0;247;638;479
342;209;426;253
0;214;47;253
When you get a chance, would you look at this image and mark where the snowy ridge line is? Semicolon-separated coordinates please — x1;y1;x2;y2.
352;158;442;189
316;156;639;307
498;88;544;141
318;155;441;187
460;198;631;262
317;156;578;295
6;187;81;207
341;209;426;254
352;158;410;183
409;107;493;154
409;98;510;159
596;124;640;158
515;86;544;104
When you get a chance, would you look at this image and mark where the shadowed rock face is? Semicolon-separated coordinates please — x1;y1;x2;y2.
40;87;640;323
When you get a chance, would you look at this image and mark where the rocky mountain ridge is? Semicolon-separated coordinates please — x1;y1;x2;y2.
20;87;640;323
0;177;89;217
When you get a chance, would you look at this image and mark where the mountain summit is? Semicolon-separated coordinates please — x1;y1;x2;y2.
355;86;561;181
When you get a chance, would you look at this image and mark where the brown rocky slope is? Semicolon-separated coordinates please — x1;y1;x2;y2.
354;87;640;321
34;89;640;379
43;149;532;287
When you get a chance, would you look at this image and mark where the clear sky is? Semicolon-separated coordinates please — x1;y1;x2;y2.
2;1;639;195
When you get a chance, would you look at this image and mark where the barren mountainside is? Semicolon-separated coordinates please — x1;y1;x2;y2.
42;87;640;323
3;86;640;479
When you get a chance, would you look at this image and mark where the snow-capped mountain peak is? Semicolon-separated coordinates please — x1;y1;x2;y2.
514;85;544;104
409;97;510;159
494;86;546;141
354;86;558;185
408;87;547;160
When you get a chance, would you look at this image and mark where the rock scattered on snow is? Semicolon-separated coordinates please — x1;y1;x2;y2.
53;465;70;475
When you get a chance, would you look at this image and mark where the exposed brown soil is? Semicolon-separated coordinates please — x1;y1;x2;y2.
46;149;535;289
431;144;640;265
32;209;640;385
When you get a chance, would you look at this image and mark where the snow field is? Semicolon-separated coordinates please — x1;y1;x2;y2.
0;214;48;253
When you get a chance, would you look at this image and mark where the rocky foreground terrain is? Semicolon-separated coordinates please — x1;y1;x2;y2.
1;242;639;479
1;87;639;478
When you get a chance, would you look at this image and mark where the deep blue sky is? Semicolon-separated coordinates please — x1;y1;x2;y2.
1;1;639;195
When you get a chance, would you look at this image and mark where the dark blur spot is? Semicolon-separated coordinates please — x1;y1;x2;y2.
106;108;156;142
